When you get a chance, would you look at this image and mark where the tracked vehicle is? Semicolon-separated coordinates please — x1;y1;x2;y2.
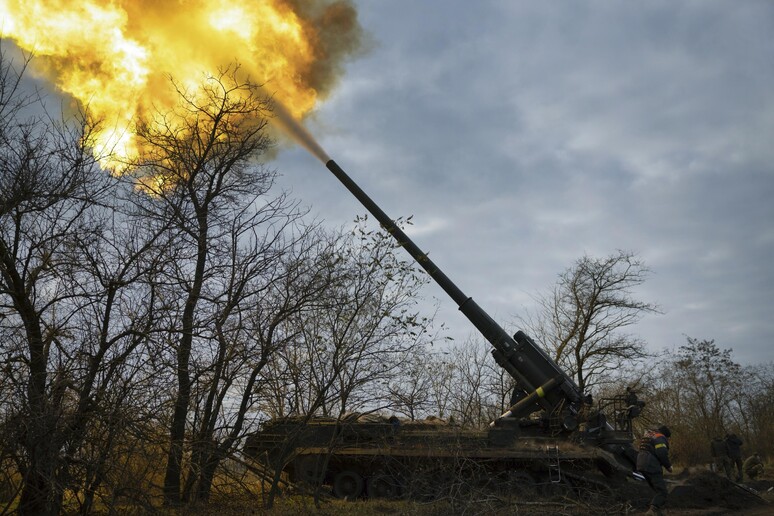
245;159;642;498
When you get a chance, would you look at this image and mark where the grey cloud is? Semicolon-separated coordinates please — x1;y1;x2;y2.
277;1;774;364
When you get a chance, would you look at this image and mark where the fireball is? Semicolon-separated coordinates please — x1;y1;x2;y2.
0;0;361;171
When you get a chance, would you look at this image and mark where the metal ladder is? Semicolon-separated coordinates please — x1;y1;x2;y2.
546;445;562;483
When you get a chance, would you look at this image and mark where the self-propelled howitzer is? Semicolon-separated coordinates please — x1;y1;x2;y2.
244;159;641;499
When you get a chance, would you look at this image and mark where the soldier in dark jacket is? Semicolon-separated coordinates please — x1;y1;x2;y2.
710;436;732;479
637;425;672;516
725;433;744;482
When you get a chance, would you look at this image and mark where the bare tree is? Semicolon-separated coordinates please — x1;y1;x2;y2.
736;363;774;458
445;341;495;428
386;345;436;421
57;188;174;514
0;70;95;515
179;220;342;503
251;218;435;507
262;217;433;419
644;337;745;464
0;47;169;514
410;338;515;429
123;65;281;505
424;351;456;421
520;250;659;393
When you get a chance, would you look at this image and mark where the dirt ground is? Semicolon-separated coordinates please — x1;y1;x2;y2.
622;467;773;515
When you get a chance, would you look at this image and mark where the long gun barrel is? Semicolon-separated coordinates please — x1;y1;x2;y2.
325;159;585;426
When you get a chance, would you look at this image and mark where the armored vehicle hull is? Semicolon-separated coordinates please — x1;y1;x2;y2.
245;409;636;499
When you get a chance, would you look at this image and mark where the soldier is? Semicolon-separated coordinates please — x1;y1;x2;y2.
710;436;732;479
625;386;646;419
725;433;744;482
637;425;673;516
743;453;764;480
617;386;645;431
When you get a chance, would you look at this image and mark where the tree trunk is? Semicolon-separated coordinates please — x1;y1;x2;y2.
5;250;62;516
163;227;207;505
163;370;191;505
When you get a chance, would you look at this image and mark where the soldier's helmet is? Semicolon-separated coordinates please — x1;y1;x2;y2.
657;425;671;438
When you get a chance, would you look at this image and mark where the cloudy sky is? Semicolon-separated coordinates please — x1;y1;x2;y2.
272;1;774;365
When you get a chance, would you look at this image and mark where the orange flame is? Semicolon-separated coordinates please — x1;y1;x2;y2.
1;0;361;170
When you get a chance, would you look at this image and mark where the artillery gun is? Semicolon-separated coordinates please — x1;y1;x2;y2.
244;159;642;498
